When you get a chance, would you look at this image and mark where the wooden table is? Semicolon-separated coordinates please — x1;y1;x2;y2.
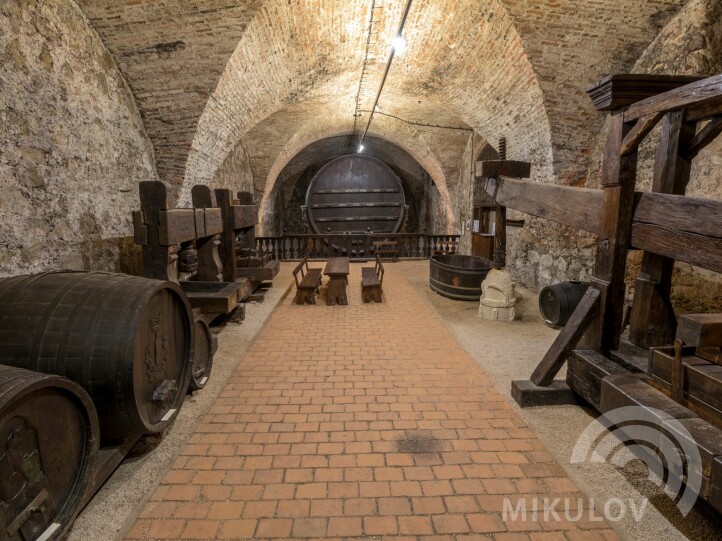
324;257;349;306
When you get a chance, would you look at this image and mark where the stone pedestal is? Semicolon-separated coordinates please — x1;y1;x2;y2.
479;268;517;321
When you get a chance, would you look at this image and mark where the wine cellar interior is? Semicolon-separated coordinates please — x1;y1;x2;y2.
2;1;722;540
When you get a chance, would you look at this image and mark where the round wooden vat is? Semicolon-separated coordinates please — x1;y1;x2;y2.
306;155;406;235
539;281;589;328
429;255;494;301
0;272;193;438
0;365;98;541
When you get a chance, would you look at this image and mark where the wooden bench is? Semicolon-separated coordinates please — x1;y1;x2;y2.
361;255;384;303
293;258;322;305
374;240;398;262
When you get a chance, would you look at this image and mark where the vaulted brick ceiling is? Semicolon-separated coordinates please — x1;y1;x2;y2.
78;0;688;206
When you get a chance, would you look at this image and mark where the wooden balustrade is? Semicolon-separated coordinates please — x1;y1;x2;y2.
255;234;460;261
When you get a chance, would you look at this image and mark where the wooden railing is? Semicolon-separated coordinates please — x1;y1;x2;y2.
256;234;460;261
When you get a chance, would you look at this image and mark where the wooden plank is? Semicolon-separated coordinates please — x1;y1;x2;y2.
231;205;258;230
158;209;197;246
530;288;601;386
634;192;722;240
567;349;631;409
600;374;696;418
204;208;224;236
686;116;722;159
476;160;532;179
180;281;247;314
586;74;702;111
313;189;399;194
510;380;578;407
620;112;664;156
624;73;722;122
484;178;602;234
677;314;722;348
311;203;403;209
631;223;722;274
686;95;722;123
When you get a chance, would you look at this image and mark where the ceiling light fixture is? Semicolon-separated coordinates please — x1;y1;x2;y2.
392;35;407;56
357;0;414;150
358;144;365;153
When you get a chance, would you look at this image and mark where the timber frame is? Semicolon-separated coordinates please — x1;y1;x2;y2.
482;73;722;514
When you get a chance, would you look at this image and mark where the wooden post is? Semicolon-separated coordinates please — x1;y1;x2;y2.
215;189;238;283
236;191;257;255
191;186;224;283
136;182;175;282
587;112;638;354
628;111;695;348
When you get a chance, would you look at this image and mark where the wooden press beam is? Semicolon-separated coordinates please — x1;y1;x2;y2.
624;73;722;122
632;224;722;274
586;74;703;111
635;192;722;240
476;160;532;179
484;178;602;234
631;191;722;278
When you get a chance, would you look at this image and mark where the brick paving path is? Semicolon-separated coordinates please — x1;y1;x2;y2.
126;264;618;540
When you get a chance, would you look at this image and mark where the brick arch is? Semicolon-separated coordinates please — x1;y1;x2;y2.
255;115;456;235
78;0;691;199
181;0;554;203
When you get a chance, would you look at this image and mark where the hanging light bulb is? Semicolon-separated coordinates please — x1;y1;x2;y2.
358;144;365;153
392;35;407;56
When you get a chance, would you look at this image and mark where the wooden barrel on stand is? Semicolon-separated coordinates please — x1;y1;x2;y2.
0;272;193;438
0;365;99;541
539;281;589;328
189;314;216;392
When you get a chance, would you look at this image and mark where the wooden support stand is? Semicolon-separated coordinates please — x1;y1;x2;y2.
490;72;722;515
510;380;578;407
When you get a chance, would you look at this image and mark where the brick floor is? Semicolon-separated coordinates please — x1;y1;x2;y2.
127;264;619;540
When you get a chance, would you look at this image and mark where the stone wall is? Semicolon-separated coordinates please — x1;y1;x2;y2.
587;0;722;313
498;0;722;316
0;0;157;277
209;138;254;200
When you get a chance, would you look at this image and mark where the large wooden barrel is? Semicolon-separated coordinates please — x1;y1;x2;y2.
0;272;193;438
306;155;406;234
539;281;589;328
0;365;98;541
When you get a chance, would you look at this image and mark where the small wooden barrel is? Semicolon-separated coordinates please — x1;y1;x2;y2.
189;315;216;392
539;281;589;328
0;272;193;438
0;365;99;541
